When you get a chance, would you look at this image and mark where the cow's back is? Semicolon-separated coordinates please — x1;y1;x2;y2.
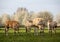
5;21;20;28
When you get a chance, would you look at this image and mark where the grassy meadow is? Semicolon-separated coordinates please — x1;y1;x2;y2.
0;27;60;42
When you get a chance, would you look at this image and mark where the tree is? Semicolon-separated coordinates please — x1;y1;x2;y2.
28;11;38;20
0;16;2;26
12;7;29;25
38;11;53;21
55;13;60;23
37;11;53;26
1;13;10;25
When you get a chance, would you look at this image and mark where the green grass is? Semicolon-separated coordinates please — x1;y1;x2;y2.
0;27;60;42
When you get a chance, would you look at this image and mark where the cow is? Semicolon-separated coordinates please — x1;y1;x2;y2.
32;18;45;35
24;18;45;35
5;20;20;36
24;20;33;33
47;20;57;35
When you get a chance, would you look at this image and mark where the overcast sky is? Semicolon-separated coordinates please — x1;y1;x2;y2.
0;0;60;16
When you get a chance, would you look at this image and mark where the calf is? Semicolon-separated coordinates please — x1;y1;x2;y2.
5;20;20;35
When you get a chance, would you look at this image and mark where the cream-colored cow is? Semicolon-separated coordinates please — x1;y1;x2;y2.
24;18;45;35
32;18;45;35
24;20;33;32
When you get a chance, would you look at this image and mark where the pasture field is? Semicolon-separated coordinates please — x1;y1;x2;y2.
0;27;60;42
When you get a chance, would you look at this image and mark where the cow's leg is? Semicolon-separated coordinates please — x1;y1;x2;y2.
16;27;19;36
13;25;18;35
53;28;56;34
16;26;19;33
5;27;9;36
26;27;30;33
49;28;52;36
26;27;28;33
28;27;31;32
26;27;29;33
34;27;38;36
14;28;16;35
5;27;6;35
14;27;19;35
40;26;44;36
17;28;19;34
16;25;20;34
27;27;30;32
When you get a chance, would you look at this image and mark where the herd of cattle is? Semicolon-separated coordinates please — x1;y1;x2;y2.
4;18;57;36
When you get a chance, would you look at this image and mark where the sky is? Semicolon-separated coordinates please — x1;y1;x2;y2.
0;0;60;16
